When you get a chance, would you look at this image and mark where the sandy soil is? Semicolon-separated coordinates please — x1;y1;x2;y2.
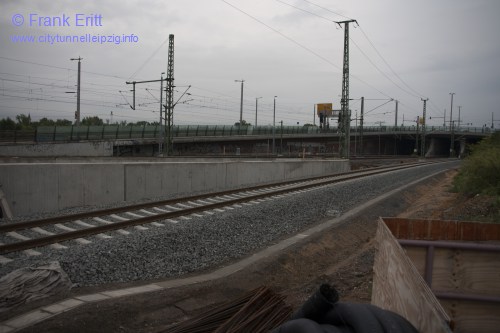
16;167;494;333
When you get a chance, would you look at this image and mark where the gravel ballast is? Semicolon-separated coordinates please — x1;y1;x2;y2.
0;161;459;287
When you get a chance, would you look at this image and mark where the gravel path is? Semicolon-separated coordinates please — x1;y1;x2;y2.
0;161;459;287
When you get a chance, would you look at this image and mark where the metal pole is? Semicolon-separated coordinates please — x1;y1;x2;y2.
313;104;316;126
450;120;455;157
70;57;82;126
280;120;283;154
272;96;277;155
421;98;428;158
336;19;357;159
76;59;81;126
165;34;174;156
235;80;245;125
255;97;262;127
394;100;398;129
159;72;165;155
415;117;419;155
449;92;455;157
458;106;461;131
354;111;357;156
360;97;364;156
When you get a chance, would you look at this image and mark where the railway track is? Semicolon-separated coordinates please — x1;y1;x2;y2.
0;161;442;257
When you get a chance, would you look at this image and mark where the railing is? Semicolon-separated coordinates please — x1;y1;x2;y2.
0;125;493;144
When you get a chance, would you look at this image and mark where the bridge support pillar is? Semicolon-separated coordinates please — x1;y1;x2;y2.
459;138;466;158
425;138;436;158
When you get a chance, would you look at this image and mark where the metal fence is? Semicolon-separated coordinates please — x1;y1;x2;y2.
0;124;493;144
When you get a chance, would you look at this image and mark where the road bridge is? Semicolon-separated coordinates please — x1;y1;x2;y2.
0;125;492;157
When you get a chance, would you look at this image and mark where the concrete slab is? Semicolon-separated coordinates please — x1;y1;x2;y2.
154;274;212;289
122;285;163;295
143;164;164;198
101;290;135;298
163;163;183;196
0;159;349;218
82;164;124;206
0;324;15;333
42;299;84;314
57;164;84;211
0;142;113;158
101;284;163;298
4;310;52;329
74;293;111;302
125;164;163;201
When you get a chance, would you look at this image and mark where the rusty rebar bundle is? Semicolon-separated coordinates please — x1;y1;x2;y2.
164;286;291;333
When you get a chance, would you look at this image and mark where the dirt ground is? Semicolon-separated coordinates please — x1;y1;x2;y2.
16;168;497;333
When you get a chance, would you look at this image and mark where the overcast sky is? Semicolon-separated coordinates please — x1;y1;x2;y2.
1;0;499;128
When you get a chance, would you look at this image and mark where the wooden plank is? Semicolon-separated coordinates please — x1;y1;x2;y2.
402;246;426;277
431;249;500;294
383;217;500;241
410;219;430;239
440;299;500;333
401;245;500;295
427;248;455;291
451;251;500;294
372;218;452;333
430;220;457;240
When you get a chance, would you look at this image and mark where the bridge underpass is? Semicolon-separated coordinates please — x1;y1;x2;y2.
116;130;486;158
171;132;479;158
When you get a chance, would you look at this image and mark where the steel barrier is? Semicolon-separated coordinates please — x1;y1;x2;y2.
0;125;493;144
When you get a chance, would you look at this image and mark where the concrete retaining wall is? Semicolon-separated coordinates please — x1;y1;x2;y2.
0;142;113;157
0;158;349;217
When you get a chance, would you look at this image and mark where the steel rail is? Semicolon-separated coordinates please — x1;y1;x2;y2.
0;161;442;255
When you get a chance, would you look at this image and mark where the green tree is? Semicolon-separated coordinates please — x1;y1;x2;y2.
453;132;500;196
81;116;104;126
234;120;251;126
0;117;18;130
37;117;56;126
134;121;151;126
55;119;72;126
16;114;32;129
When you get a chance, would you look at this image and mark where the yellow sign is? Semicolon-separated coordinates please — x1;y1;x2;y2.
317;103;333;117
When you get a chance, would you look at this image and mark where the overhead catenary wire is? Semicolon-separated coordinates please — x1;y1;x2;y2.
0;6;448;127
0;67;313;126
221;0;342;72
357;26;426;99
363;99;394;115
299;0;353;20
294;0;426;100
278;0;447;120
222;0;394;101
0;56;127;81
127;37;170;80
349;37;418;99
275;0;333;22
1;7;396;125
